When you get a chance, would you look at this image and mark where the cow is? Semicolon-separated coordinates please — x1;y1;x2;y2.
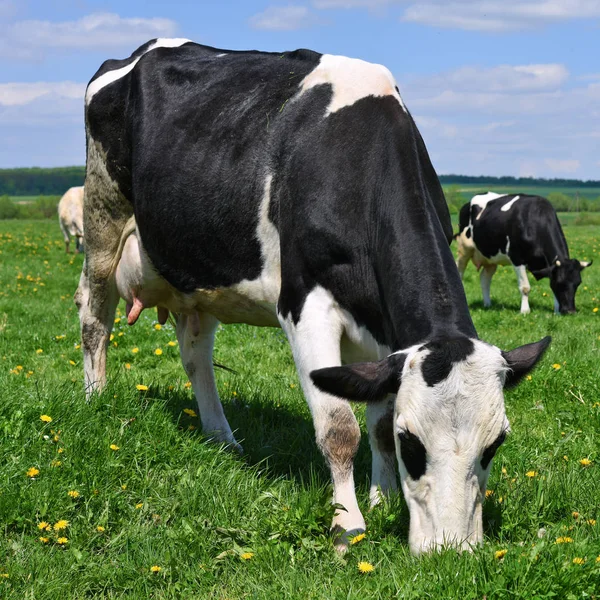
76;39;551;555
456;192;592;315
58;186;84;253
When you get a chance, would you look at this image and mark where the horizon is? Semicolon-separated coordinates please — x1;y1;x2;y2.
0;1;599;179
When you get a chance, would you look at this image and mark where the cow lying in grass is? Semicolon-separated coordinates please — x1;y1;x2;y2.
456;192;592;314
76;39;550;554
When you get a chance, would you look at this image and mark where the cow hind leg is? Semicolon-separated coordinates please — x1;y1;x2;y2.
279;288;365;548
480;264;497;308
176;312;241;452
456;237;473;280
366;399;397;507
513;265;531;315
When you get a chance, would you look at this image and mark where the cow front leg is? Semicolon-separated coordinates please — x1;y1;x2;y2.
513;265;531;314
366;398;397;507
480;264;497;308
176;312;241;452
279;288;365;548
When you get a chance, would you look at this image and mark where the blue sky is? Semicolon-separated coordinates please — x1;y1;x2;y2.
0;0;599;178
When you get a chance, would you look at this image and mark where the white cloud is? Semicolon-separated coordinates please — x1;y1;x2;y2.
313;0;392;7
249;5;321;30
0;82;85;107
0;12;177;60
545;158;581;173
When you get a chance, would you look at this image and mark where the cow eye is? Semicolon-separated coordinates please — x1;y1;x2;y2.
481;431;507;470
398;430;427;480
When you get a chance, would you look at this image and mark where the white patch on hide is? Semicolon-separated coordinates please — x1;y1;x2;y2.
501;195;520;212
471;192;504;220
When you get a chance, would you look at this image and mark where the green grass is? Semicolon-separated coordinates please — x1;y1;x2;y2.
1;221;599;599
446;184;600;203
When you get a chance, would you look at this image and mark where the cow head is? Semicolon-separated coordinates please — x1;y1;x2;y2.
531;259;592;314
311;335;550;554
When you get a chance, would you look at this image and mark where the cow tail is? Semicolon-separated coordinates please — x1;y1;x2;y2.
109;215;137;276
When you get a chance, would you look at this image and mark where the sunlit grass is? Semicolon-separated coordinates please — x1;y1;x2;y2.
0;220;599;598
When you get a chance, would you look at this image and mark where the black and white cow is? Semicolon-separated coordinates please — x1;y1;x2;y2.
456;192;592;314
77;39;550;554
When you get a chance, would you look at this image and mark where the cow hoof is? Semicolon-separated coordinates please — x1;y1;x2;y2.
520;308;531;315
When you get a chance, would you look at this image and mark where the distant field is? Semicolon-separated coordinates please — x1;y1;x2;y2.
444;185;600;204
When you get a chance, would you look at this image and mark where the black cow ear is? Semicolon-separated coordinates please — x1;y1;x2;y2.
310;353;407;402
501;336;551;388
530;266;554;280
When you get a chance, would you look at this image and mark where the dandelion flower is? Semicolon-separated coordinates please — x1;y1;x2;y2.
572;511;580;519
136;384;148;391
594;307;599;313
135;503;143;509
495;549;508;560
596;556;600;563
125;363;131;370
54;520;68;531
184;381;192;389
37;521;50;531
525;470;537;478
573;557;585;565
132;347;139;354
97;526;105;532
501;467;508;475
114;318;121;324
154;348;163;356
109;334;114;341
110;444;120;451
240;552;254;560
563;455;569;461
552;363;561;370
587;519;596;526
150;565;162;573
36;349;43;354
51;460;62;467
69;360;76;366
40;415;52;423
121;484;127;490
579;458;592;467
39;536;50;544
555;537;573;544
26;467;40;478
486;489;494;498
357;561;375;573
154;324;162;330
167;341;177;347
57;537;68;545
57;448;64;454
183;408;197;417
67;490;80;498
350;533;366;545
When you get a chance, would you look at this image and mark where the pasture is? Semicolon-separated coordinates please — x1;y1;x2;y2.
0;219;599;599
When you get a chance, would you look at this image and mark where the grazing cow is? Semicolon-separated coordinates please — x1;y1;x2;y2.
58;186;84;253
76;39;550;554
456;193;592;314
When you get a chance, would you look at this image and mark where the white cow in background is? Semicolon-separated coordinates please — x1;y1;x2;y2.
58;186;84;253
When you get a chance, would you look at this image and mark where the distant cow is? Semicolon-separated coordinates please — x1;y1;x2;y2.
58;186;84;253
456;192;592;314
76;39;550;554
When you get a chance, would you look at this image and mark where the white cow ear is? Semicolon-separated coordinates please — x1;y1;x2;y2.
579;259;592;269
501;336;551;388
310;353;407;402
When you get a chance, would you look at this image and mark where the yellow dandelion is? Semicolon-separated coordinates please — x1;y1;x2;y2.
39;536;50;543
54;520;68;531
57;537;68;545
150;565;162;573
495;549;508;560
26;467;40;478
563;455;569;461
184;382;192;389
501;467;508;475
552;363;561;370
121;484;127;490
555;537;573;544
67;490;80;498
154;348;163;356
573;557;585;565
596;556;600;563
69;360;76;366
587;519;596;526
109;334;114;341
110;444;120;451
154;324;162;330
593;307;599;313
357;561;375;573
183;408;197;417
55;335;66;340
350;533;366;545
114;318;121;324
486;489;494;498
40;414;52;423
132;347;139;354
57;448;64;454
167;341;177;347
579;458;592;467
51;460;61;467
96;525;105;532
525;471;537;478
498;496;503;503
572;511;580;519
136;503;143;509
125;363;131;370
526;375;532;381
36;349;43;354
240;552;254;560
136;384;148;391
37;521;50;531
75;344;80;350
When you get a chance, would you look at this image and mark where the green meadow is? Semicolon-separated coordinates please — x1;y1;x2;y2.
0;220;599;599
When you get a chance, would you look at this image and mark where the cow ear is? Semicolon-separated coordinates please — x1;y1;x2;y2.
530;266;554;280
578;259;592;270
501;336;551;388
310;353;407;402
